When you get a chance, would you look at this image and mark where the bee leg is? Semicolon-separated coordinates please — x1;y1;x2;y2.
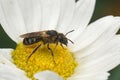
47;43;56;64
53;42;58;51
60;43;65;49
27;44;41;62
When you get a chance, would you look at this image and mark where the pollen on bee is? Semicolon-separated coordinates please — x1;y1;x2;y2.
11;42;77;80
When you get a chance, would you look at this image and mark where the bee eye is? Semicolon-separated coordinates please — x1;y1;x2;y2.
57;34;68;46
47;30;57;36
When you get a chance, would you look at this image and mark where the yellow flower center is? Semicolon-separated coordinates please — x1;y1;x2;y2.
12;42;77;80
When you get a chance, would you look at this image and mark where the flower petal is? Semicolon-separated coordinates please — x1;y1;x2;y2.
34;70;63;80
68;72;110;80
75;35;120;74
69;35;120;80
74;17;120;55
0;48;13;61
70;16;120;52
0;64;29;80
40;0;60;30
67;0;96;40
56;0;75;33
0;49;29;80
17;0;42;32
0;0;26;42
0;49;15;66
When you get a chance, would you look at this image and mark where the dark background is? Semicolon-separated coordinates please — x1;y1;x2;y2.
0;0;120;80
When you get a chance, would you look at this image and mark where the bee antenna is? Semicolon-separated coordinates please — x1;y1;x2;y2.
65;30;74;36
67;39;74;44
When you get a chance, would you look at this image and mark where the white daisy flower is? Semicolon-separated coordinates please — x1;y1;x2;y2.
0;0;120;80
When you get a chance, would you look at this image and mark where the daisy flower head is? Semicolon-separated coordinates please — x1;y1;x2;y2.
0;0;120;80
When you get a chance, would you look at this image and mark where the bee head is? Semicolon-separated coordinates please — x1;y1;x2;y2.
57;30;74;46
57;33;68;46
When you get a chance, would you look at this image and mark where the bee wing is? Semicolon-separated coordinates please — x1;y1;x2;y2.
20;31;49;38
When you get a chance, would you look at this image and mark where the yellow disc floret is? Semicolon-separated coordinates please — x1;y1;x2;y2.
12;42;77;80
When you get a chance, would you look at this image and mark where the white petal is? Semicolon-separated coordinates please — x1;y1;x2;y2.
70;16;120;52
0;49;29;80
0;48;13;61
68;72;110;80
74;17;120;56
0;64;29;80
75;35;120;74
67;0;96;40
17;0;42;32
0;49;15;66
34;70;63;80
0;0;26;42
40;0;60;30
56;0;75;33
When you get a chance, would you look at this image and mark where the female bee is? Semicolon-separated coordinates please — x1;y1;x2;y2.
20;30;74;63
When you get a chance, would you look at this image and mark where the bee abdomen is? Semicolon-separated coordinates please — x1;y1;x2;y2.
23;37;42;45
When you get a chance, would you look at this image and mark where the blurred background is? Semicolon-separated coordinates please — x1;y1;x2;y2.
0;0;120;80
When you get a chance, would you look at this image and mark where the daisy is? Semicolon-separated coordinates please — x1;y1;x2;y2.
0;0;120;80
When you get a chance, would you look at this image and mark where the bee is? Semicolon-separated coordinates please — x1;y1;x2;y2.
20;30;74;63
